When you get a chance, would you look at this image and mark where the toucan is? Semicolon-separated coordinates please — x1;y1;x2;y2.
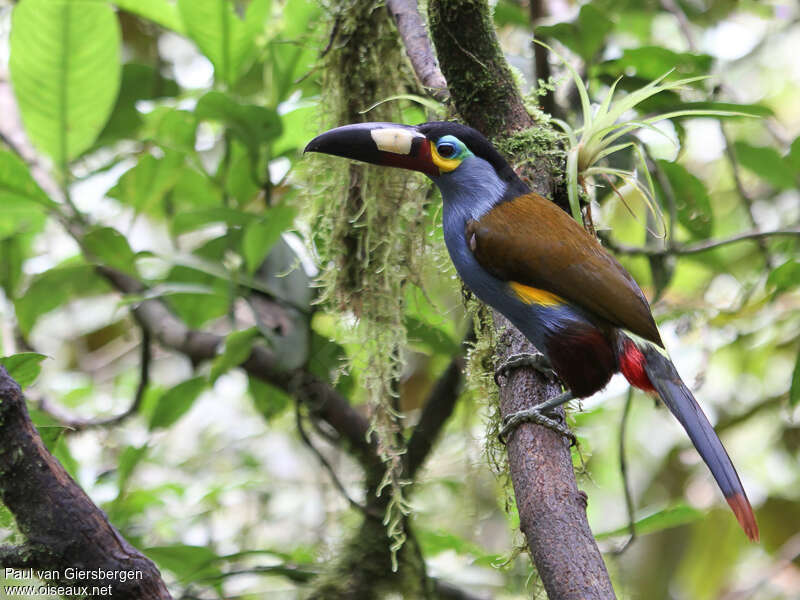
305;121;759;542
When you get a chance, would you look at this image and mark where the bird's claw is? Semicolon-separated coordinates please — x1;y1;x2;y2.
498;406;576;446
494;352;555;386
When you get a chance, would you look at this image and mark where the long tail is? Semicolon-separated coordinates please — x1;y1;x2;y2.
618;335;759;541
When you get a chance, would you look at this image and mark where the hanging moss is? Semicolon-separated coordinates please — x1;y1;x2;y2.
305;0;431;569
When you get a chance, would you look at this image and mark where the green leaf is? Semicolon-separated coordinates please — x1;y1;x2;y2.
669;101;773;118
163;266;230;327
596;504;704;539
143;108;198;153
107;151;185;216
149;376;206;430
249;376;291;421
177;0;270;86
145;544;222;582
15;262;110;334
0;234;30;297
83;226;137;275
733;142;796;189
114;0;186;34
598;46;712;81
535;4;613;62
210;327;260;383
9;0;121;164
196;91;282;158
117;444;149;491
767;259;800;294
0;352;47;389
790;351;800;407
273;104;318;156
405;317;459;356
657;160;713;239
0;151;51;238
786;136;800;172
171;207;258;236
241;204;296;273
0;150;53;207
494;0;529;27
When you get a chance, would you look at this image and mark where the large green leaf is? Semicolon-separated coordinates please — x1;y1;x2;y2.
177;0;270;86
9;0;121;165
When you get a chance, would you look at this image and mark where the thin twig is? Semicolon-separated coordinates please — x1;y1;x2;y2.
719;122;776;268
294;401;379;518
37;328;152;433
611;388;636;555
659;0;697;51
602;227;800;257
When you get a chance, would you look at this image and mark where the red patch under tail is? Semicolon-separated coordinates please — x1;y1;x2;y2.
618;338;655;392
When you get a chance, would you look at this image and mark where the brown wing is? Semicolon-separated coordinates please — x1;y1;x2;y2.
468;193;663;346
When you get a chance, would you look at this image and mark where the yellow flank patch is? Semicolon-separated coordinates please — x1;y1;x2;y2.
509;282;563;306
430;141;461;172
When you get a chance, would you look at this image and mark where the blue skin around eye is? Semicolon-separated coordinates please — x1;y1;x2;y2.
436;135;472;160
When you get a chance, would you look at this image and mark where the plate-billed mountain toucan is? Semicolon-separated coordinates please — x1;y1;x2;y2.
305;121;759;541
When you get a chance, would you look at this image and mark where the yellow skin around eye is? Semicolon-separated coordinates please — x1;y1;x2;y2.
430;141;461;173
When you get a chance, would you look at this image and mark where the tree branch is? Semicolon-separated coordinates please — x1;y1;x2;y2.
0;367;171;599
428;2;616;598
386;0;450;102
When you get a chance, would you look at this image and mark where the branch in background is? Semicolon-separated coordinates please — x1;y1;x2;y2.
294;401;379;517
0;367;172;599
602;227;800;257
530;0;557;118
719;122;777;268
611;389;637;555
405;330;472;479
386;0;450;102
38;328;152;433
427;2;616;597
95;266;382;473
659;0;697;51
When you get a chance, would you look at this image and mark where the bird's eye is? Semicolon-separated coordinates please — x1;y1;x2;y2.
437;142;457;158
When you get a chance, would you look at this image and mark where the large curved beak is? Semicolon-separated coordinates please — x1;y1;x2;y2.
304;122;438;177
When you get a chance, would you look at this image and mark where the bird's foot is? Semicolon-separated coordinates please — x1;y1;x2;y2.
494;352;555;385
498;391;576;446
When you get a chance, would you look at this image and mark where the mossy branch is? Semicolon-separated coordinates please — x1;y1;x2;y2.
427;1;617;597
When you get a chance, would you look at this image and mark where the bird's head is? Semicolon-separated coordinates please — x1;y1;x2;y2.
304;122;527;205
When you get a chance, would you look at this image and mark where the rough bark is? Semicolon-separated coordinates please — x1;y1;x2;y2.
0;368;171;599
428;1;616;598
